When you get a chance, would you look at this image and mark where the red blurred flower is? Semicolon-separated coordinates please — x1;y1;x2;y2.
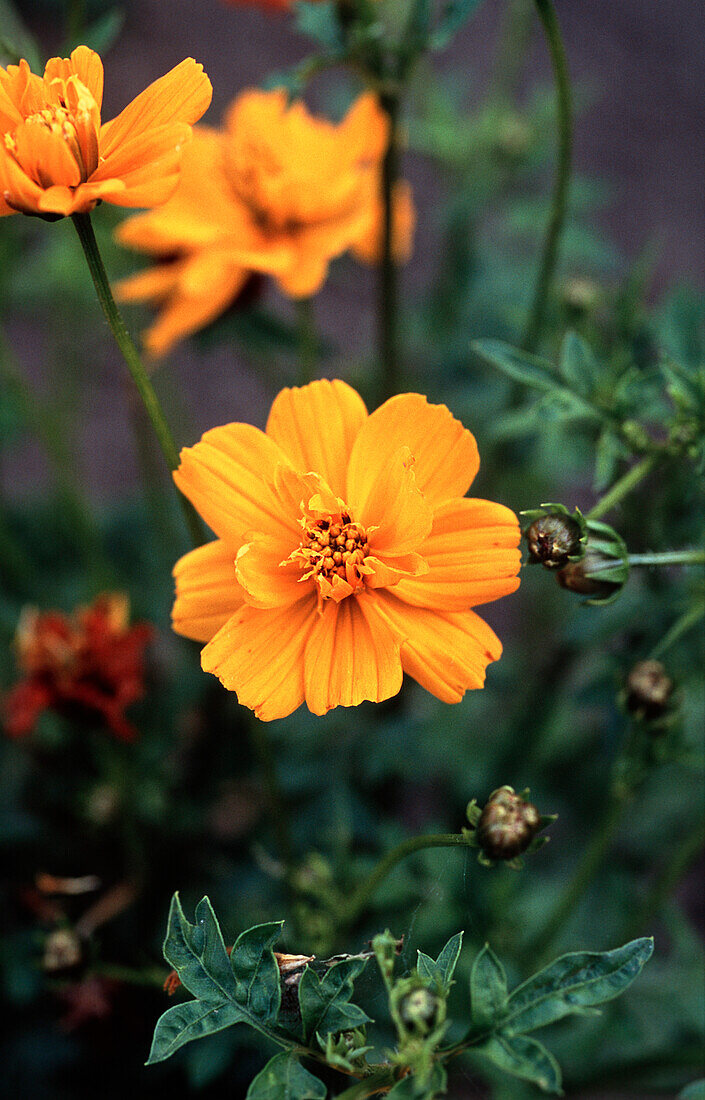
3;594;152;742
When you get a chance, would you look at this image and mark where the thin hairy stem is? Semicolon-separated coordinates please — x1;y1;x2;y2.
628;550;705;568
586;453;660;521
521;0;573;352
71;212;205;548
649;600;705;661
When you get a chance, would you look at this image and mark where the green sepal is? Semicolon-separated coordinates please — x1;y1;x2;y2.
298;957;371;1041
520;502;588;564
245;1052;326;1099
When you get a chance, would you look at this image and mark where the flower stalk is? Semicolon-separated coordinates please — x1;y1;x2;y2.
586;453;661;521
71;212;205;548
521;0;573;353
627;550;705;568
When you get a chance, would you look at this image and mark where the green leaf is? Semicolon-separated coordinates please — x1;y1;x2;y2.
559;332;601;396
470;943;508;1029
387;1063;447;1097
294;1;343;52
679;1081;705;1100
472;339;599;420
163;893;239;1004
298;957;371;1041
417;932;463;994
503;938;654;1035
246;1052;326;1099
431;0;485;50
229;921;284;1025
83;8;126;54
0;0;41;69
478;1034;562;1094
147;999;246;1065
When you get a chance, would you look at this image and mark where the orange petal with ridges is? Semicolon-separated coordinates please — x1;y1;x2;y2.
99;58;212;161
236;534;303;609
350;445;433;556
394;498;521;611
265;380;368;499
0;145;45;214
44;46;104;111
347;394;480;510
201;597;316;720
174;424;296;546
372;590;503;704
303;594;402;715
141;260;248;358
172;540;244;643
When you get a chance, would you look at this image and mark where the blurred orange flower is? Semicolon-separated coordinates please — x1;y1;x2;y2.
2;594;153;742
115;90;415;357
0;46;211;219
171;380;520;720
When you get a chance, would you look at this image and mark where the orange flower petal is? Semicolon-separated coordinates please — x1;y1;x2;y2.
174;424;297;546
265;380;368;499
12;116;81;188
347;394;480;510
44;46;104;111
99;59;212;161
201;596;316;720
0;144;44;214
364;552;428;589
394;498;521;611
236;533;304;609
373;590;503;704
350;445;433;556
172;539;244;642
303;594;402;715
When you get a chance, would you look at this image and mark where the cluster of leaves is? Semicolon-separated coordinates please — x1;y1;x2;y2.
148;894;653;1098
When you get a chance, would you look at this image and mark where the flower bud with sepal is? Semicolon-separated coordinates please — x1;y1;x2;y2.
555;520;629;605
467;787;556;869
522;503;587;570
394;976;446;1037
623;659;675;728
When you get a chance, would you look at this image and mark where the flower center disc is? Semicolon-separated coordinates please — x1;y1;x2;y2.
285;511;372;604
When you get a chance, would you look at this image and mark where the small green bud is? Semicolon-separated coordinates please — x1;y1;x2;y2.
560;276;602;315
521;503;587;569
477;786;541;861
625;660;674;723
395;977;444;1035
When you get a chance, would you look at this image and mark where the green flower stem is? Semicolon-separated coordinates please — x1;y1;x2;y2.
628;550;705;568
521;0;573;353
379;90;401;400
295;297;318;385
650;600;705;661
247;718;295;875
71;212;205;548
491;0;534;103
627;818;705;940
586;453;660;521
524;789;629;967
341;832;472;929
334;1070;396;1099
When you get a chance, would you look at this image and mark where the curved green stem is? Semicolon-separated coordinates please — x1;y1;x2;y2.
628;550;705;568
586;453;660;521
523;790;628;966
341;832;472;928
379;91;401;400
521;0;573;353
71;212;205;548
650;599;705;661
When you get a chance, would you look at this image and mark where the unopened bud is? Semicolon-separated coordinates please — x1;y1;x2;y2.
561;276;601;315
399;984;442;1033
43;928;81;972
526;514;583;569
477;787;541;861
555;521;629;605
625;660;673;722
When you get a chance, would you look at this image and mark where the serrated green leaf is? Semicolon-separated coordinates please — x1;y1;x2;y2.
417;932;463;994
503;937;654;1035
229;922;284;1024
298;957;371;1041
559;332;601;396
164;893;238;1004
470;943;508;1028
478;1034;562;1094
431;0;485;50
246;1052;326;1099
146;999;246;1065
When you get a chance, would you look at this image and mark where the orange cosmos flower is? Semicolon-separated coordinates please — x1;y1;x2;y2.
171;380;521;721
3;594;153;742
0;46;211;219
114;90;414;357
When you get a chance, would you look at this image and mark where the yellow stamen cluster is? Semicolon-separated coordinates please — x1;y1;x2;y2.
285;511;371;602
